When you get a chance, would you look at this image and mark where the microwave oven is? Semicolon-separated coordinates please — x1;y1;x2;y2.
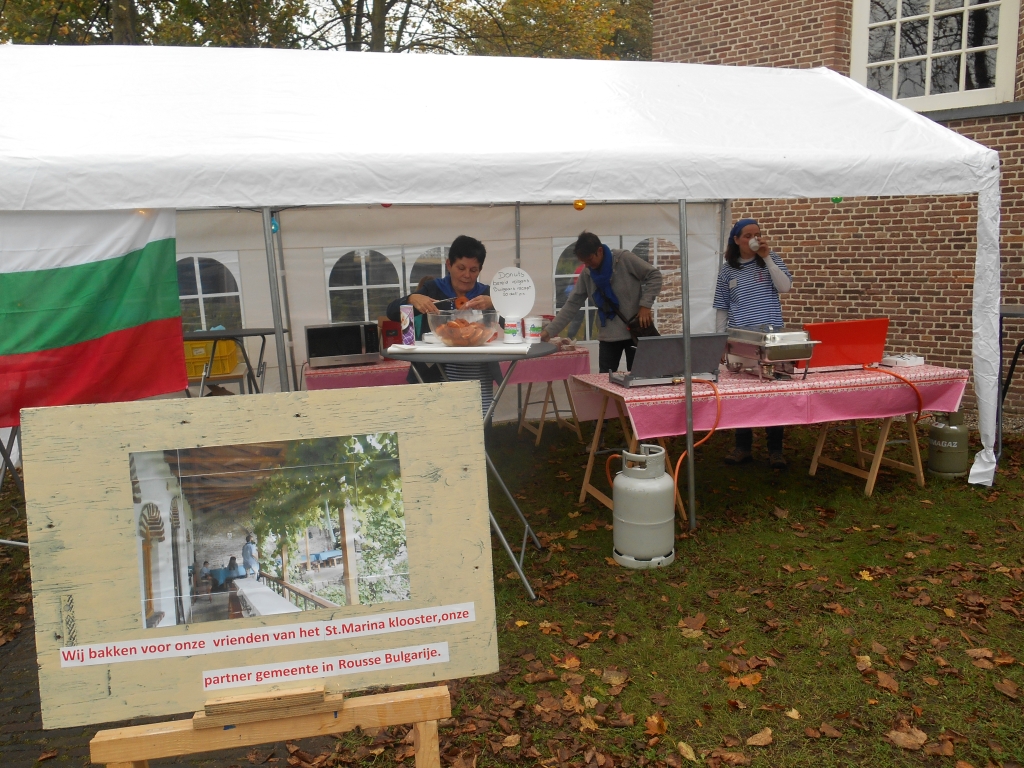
305;322;380;368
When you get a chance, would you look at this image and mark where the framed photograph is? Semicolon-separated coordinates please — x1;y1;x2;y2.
23;383;497;728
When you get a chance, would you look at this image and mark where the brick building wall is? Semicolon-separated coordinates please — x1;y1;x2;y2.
653;0;1024;414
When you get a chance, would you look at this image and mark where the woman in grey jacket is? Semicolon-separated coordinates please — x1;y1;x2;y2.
541;232;662;372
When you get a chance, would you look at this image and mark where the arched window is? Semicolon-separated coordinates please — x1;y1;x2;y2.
137;503;166;628
408;246;448;292
328;250;402;323
553;243;598;341
177;254;243;332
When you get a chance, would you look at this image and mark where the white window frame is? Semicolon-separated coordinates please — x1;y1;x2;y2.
176;251;244;331
851;0;1020;111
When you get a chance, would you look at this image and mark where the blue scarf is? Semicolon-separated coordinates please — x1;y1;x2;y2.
590;245;619;326
432;275;487;300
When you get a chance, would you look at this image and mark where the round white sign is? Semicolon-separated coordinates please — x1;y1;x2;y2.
489;267;536;319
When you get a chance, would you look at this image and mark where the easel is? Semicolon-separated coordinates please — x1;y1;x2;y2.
89;684;450;768
808;413;925;496
517;380;584;445
0;426;24;498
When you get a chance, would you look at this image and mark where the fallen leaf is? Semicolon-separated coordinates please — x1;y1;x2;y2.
680;613;707;631
924;741;955;757
644;713;668;736
584;695;598;710
677;742;698;762
725;673;762;690
601;668;628;686
650;692;671;707
876;671;899;693
695;661;711;673
819;723;842;738
954;762;976;768
502;734;521;748
579;716;599;732
523;671;558;684
514;620;529;628
710;749;751;766
773;507;789;519
784;709;800;720
972;658;996;670
965;648;993;659
746;728;773;747
888;728;928;750
871;642;888;654
37;751;58;762
994;678;1020;699
680;628;704;639
805;727;821;738
855;654;872;671
557;653;581;670
604;557;620;567
943;608;957;618
994;652;1016;666
922;676;940;686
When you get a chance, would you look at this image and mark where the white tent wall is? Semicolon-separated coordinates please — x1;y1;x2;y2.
176;203;723;392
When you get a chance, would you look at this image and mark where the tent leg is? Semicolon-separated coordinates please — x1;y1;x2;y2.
679;200;697;531
262;207;290;393
273;212;301;392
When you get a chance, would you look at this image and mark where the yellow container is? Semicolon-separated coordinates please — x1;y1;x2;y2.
184;340;240;379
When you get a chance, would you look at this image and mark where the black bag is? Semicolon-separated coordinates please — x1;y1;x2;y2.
604;301;660;345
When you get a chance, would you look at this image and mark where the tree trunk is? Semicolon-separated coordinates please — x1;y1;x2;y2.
369;0;386;51
111;0;138;44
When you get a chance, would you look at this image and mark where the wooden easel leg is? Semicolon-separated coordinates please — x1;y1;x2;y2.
614;398;637;453
809;423;829;476
580;394;608;503
413;719;440;768
906;413;926;487
562;380;584;442
864;417;894;497
534;383;553;446
517;383;533;435
106;762;149;768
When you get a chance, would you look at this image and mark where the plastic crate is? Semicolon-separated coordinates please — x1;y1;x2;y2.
184;340;240;379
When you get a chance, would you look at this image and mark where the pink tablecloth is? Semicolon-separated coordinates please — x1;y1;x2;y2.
502;348;590;385
304;348;591;390
304;358;411;390
571;365;969;441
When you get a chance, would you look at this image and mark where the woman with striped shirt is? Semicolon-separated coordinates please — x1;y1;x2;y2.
713;218;793;469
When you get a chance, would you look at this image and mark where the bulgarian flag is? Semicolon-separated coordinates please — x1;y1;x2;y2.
0;209;188;427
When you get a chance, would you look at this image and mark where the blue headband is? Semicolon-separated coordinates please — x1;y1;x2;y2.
729;218;758;241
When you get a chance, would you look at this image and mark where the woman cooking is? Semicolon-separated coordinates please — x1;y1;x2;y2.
713;218;793;469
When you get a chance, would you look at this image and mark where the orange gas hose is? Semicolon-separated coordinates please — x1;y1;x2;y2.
866;364;925;422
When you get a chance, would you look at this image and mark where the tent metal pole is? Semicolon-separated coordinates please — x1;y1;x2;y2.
273;211;301;392
678;200;697;531
516;201;522;420
262;207;290;393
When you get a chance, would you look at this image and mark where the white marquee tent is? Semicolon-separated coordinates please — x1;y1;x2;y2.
0;45;1001;484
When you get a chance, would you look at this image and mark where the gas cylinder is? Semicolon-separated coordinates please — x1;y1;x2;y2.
612;444;675;569
927;411;969;478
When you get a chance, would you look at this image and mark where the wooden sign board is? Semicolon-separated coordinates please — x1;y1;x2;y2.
22;383;497;729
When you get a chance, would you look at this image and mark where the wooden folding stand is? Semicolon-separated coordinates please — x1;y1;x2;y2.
578;391;686;521
89;684;450;768
517;380;584;445
808;413;925;496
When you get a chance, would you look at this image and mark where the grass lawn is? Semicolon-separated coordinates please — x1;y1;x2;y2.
1;417;1022;767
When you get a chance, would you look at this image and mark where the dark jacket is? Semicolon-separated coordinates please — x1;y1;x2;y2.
386;279;501;386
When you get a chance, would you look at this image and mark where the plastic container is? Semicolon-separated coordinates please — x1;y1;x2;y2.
612;444;675;569
524;316;545;343
184;340;239;379
927;411;969;478
503;316;523;343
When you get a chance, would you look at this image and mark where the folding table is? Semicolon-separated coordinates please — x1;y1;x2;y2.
183;328;287;396
385;342;557;599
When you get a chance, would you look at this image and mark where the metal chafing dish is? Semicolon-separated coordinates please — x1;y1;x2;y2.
726;325;820;380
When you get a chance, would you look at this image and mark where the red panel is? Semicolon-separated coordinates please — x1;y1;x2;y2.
0;317;188;427
799;318;890;368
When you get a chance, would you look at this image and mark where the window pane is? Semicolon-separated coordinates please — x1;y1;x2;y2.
631;239;653;264
901;0;928;16
555;277;580;309
968;7;999;46
409;246;447;292
176;258;198;297
932;12;964;52
330;291;365;323
869;24;896;61
897;59;926;97
870;0;896;22
935;0;963;9
867;63;895;95
197;257;238;295
365;251;400;286
180;298;202;333
367;288;400;321
900;19;929;57
930;54;962;92
202;296;242;330
966;48;997;88
555;244;580;275
561;308;588;341
328;252;362;288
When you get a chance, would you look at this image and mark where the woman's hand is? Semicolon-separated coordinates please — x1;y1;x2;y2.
408;294;439;314
463;295;493;310
540;330;551;342
753;237;770;258
637;306;653;328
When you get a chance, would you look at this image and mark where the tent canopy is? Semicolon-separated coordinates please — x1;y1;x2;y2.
0;45;998;210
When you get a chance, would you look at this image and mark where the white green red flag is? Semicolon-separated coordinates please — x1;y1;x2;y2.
0;209;187;427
